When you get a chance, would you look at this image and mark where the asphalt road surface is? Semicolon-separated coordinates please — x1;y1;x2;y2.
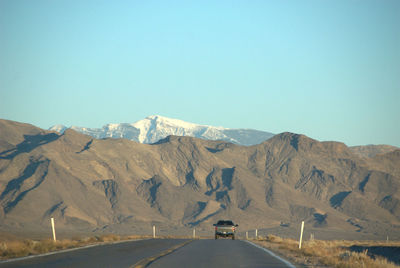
0;239;188;268
148;239;293;268
0;239;294;268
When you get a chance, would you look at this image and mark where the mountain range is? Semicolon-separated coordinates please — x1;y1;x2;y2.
49;115;275;146
1;118;399;240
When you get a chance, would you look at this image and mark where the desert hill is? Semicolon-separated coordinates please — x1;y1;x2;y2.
0;119;399;240
350;144;399;158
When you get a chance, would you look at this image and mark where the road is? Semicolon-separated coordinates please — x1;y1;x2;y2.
0;239;188;268
0;239;294;268
148;239;293;268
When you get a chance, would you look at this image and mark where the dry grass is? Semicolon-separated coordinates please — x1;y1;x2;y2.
253;235;400;268
0;234;149;260
0;233;199;260
0;239;80;259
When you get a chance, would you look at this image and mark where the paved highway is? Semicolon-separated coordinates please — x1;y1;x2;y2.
0;239;188;268
148;239;293;268
0;239;294;268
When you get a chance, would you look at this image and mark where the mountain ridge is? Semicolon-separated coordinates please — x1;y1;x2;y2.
49;115;275;146
49;116;399;153
1;119;400;239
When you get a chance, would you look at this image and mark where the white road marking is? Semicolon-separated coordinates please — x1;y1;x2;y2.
0;239;147;264
244;240;297;268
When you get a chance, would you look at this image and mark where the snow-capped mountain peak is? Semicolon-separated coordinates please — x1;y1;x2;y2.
49;124;68;133
49;115;274;146
131;115;227;143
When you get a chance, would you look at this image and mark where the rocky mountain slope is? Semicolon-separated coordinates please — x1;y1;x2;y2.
49;115;274;146
1;119;400;239
349;144;399;158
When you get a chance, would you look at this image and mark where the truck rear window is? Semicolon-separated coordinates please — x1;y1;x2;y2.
217;220;234;225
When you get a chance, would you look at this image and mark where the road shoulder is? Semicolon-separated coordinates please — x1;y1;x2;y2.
245;241;297;268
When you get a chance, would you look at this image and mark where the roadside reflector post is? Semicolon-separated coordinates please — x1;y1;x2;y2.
153;225;156;238
51;217;56;242
255;229;258;239
246;231;248;240
299;221;304;249
193;228;196;239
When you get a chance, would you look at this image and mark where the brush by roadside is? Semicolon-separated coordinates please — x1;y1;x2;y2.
0;234;203;261
0;234;146;260
252;235;400;268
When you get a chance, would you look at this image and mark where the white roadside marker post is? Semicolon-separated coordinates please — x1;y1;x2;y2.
153;225;156;238
51;217;57;242
255;229;258;239
193;228;196;239
246;231;248;240
299;221;304;249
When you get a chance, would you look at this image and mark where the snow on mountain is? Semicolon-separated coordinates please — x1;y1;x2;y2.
70;124;140;141
49;115;274;146
49;124;68;133
131;115;230;143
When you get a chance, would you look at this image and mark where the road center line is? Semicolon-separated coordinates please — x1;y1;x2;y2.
131;239;193;268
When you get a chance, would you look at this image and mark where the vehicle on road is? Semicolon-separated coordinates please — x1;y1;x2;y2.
213;220;238;240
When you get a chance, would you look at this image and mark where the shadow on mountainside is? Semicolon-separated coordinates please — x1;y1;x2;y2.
0;133;59;159
0;158;49;213
348;245;400;265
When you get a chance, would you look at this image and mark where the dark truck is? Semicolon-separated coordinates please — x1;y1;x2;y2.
213;220;238;240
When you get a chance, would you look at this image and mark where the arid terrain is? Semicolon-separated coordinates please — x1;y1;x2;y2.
0;119;399;240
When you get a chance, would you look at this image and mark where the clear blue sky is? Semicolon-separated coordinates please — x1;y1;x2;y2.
1;0;399;146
